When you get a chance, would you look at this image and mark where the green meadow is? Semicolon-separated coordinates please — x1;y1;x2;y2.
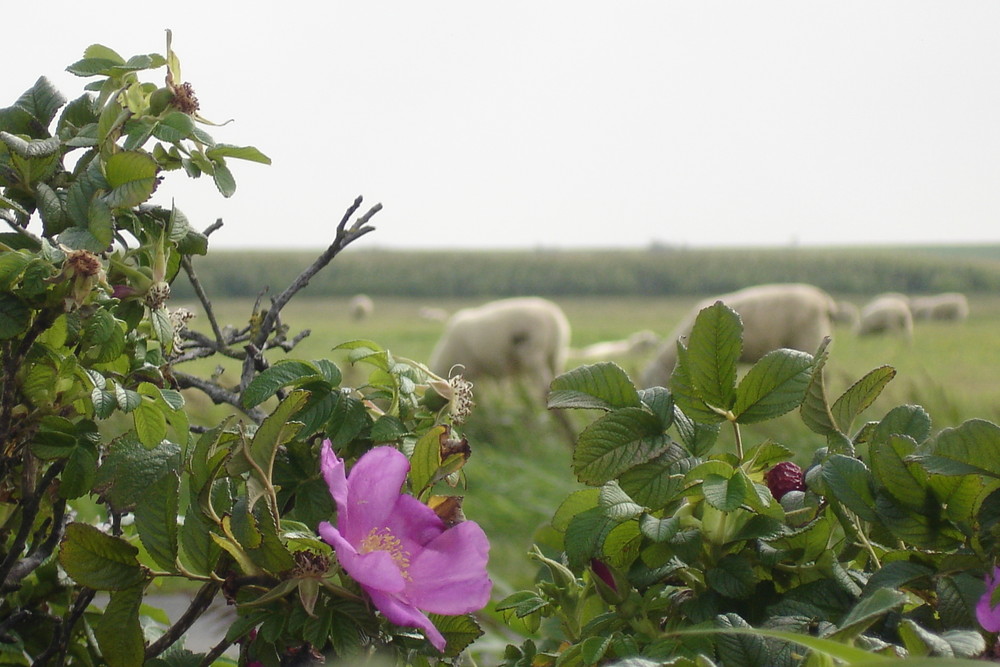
174;291;1000;595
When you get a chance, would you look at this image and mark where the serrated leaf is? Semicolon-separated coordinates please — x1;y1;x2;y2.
831;588;906;641
552;488;601;532
565;506;618;570
0;131;61;158
599;482;645;519
573;407;670;485
428;613;484;658
686;302;741;414
548;361;641;410
706;554;757;599
733;348;813;423
913;419;1000;479
103;150;158;208
95;586;144;667
830;366;896;433
133;397;167;449
14;76;66;126
135;471;180;571
821;454;878;522
229;391;308;478
213;161;236;198
152;111;195;143
58;523;147;590
703;470;754;512
619;446;693;509
671;343;728;424
241;359;323;408
870;434;930;511
93;434;180;512
206;143;271;164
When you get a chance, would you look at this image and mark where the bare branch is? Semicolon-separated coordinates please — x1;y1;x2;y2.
202;218;224;237
145;579;222;661
172;371;267;422
181;255;226;344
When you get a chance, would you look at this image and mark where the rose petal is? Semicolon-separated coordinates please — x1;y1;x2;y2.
385;494;445;553
343;447;410;542
366;589;447;652
318;522;407;594
320;440;348;524
406;521;492;615
977;568;1000;632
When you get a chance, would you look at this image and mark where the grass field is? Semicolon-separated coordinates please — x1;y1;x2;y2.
173;293;1000;596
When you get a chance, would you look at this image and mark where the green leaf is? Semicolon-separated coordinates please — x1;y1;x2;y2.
671;343;727;424
733;348;812;424
61;443;98;500
872;404;932;445
241;359;324;408
0;131;61;158
573;407;670;485
133;397;167;449
706;554;757;599
702;470;754;512
428;613;484;658
599;482;644;519
14;76;66;126
0;251;31;290
206;143;272;164
914;419;1000;478
618;446;693;509
212;161;236;198
831;588;907;641
565;506;618;570
799;337;838;436
686;302;741;414
95;586;144;667
135;471;180;571
0;294;29;339
548;361;641;410
713;614;770;667
410;424;447;494
229;391;308;478
152;111;195;143
870;435;930;511
35;182;67;235
58;523;147;590
551;488;601;532
103;150;158;208
93;434;180;512
830;366;896;433
821;454;878;522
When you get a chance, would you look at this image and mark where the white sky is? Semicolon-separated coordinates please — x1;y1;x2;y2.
5;2;1000;250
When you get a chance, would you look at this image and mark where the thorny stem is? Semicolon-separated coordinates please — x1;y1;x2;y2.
144;578;224;661
731;420;744;459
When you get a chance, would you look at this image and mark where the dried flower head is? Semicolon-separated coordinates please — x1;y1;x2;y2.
145;281;172;309
66;250;102;278
167;307;195;353
172;81;200;114
447;373;475;425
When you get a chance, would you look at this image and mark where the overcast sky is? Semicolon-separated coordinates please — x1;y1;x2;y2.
5;2;1000;251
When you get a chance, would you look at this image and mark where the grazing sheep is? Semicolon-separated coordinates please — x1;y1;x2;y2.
348;294;374;321
428;297;571;397
640;283;837;388
832;300;861;329
910;292;969;322
572;330;661;360
857;293;914;337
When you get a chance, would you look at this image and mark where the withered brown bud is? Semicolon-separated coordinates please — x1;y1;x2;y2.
439;426;471;461
66;250;102;278
172;81;200;114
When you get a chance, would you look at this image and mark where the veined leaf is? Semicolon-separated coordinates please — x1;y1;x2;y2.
135;471;180;572
241;359;324;408
103;150;158;208
573;408;670;485
548;361;641;411
733;348;812;424
206;143;271;164
830;366;896;433
821;454;878;522
686;302;741;414
58;523;147;590
95;586;144;667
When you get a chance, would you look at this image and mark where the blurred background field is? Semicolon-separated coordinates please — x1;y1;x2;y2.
171;243;1000;597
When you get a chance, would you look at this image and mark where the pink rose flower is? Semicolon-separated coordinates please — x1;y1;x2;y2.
317;441;492;651
977;566;1000;632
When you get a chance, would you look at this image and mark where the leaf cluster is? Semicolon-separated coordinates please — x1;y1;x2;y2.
500;301;999;666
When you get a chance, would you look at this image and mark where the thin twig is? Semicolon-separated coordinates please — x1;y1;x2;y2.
172;371;267;422
0;460;66;591
181;255;226;344
2;500;66;592
144;579;223;660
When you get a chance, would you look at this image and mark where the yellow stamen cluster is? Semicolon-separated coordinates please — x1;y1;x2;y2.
359;527;412;579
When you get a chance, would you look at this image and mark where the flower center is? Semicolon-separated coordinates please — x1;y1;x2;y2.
359;527;412;579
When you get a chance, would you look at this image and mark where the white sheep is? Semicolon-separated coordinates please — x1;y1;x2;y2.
640;283;837;388
428;297;571;397
348;294;374;321
572;330;661;361
832;300;861;329
909;292;969;322
857;293;914;337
